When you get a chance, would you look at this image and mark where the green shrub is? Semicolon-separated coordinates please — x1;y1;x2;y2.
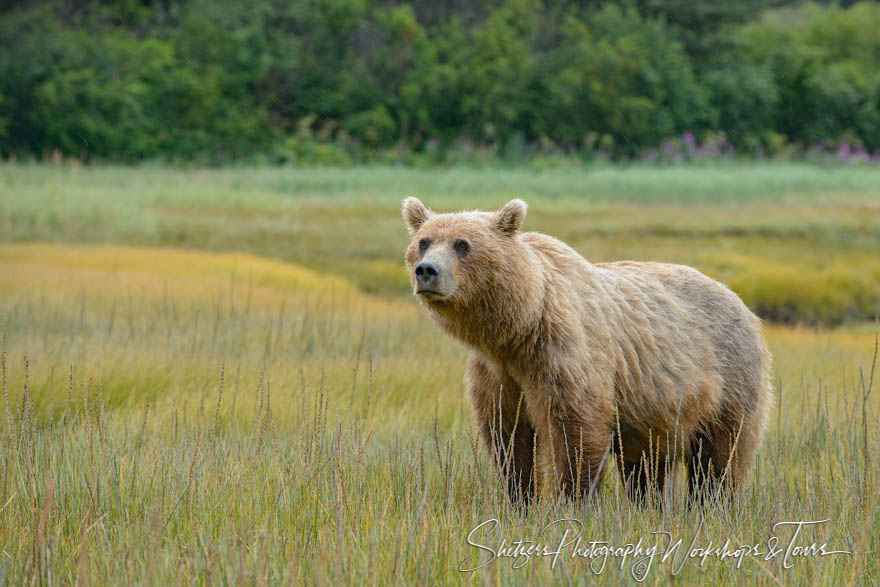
2;1;880;162
537;4;711;152
736;2;880;151
0;3;272;161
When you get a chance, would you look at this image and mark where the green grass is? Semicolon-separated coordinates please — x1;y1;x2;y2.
1;163;879;584
3;162;879;323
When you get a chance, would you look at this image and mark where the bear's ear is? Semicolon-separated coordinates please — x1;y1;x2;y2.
494;199;527;234
402;197;434;234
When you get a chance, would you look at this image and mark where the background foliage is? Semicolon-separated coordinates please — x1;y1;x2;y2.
2;0;880;163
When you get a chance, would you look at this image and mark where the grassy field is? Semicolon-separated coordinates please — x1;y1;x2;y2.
3;163;880;322
1;163;879;584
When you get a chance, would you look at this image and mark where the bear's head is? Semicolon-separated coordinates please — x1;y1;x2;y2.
401;197;527;307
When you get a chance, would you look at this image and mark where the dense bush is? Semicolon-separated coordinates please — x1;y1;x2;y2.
1;0;879;163
732;2;880;153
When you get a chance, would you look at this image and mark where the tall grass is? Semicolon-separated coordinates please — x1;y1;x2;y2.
1;244;878;584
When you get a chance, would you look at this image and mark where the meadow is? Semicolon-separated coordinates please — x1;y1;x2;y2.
3;162;879;322
0;162;879;584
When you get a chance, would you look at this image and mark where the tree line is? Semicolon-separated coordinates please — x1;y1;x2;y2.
1;0;879;164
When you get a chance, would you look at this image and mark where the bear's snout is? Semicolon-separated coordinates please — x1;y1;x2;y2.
415;261;440;288
412;249;457;300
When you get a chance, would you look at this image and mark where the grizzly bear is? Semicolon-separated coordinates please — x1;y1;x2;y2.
402;197;772;505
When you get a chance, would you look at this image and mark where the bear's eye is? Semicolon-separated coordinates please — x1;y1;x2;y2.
454;239;470;256
419;238;431;251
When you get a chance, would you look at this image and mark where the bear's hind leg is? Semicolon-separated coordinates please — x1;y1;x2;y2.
688;406;765;506
687;428;740;506
687;432;723;506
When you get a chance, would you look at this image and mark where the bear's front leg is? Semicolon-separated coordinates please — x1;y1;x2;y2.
528;374;614;501
546;413;612;500
466;355;536;503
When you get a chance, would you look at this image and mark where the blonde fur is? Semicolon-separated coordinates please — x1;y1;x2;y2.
403;198;772;504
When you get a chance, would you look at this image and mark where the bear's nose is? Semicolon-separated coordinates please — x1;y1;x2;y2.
415;261;440;286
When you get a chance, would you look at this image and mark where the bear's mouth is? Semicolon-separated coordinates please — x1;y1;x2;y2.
416;289;447;300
